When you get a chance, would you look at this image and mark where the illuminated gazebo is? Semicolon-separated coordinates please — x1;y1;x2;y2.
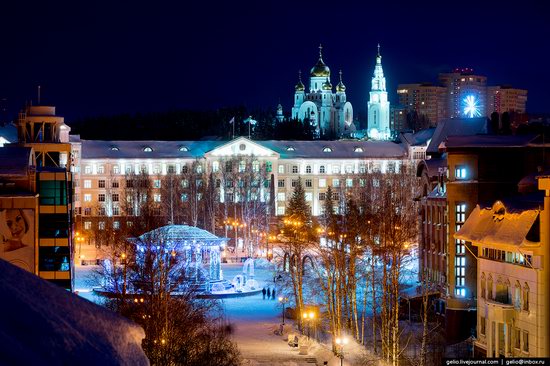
135;225;228;282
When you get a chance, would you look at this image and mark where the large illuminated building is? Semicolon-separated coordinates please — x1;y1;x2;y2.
291;45;354;138
367;44;390;140
487;86;528;116
439;68;487;119
397;83;447;126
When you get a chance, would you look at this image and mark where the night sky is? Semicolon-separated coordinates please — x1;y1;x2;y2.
2;1;549;121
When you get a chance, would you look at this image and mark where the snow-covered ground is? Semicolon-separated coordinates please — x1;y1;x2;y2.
75;260;371;365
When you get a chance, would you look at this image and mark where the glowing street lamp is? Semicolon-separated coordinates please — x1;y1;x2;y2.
302;311;315;340
278;296;288;325
335;336;349;366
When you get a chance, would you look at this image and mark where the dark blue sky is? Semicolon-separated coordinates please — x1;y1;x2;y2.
2;1;549;121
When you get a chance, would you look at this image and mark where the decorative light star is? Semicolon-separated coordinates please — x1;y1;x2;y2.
463;95;481;118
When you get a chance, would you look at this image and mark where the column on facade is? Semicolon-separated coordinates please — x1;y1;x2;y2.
487;321;492;357
504;323;510;356
495;321;500;356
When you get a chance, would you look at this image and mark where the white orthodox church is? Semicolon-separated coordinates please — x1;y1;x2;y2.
367;44;391;140
291;46;354;138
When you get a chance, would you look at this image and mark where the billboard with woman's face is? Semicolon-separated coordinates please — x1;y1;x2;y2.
0;209;35;272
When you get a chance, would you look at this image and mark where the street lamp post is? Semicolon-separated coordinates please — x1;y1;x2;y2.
335;336;348;366
302;311;315;340
278;296;288;325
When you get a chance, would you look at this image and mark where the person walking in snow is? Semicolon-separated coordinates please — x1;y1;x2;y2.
267;287;271;298
262;287;266;299
271;288;276;300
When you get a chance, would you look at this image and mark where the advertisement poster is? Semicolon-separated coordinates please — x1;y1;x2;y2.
0;209;35;272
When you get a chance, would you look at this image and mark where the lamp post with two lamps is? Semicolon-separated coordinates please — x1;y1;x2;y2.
335;336;348;366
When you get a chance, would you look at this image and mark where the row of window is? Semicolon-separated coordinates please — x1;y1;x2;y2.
81;161;399;176
479;316;529;354
480;247;532;267
480;273;530;311
277;177;358;189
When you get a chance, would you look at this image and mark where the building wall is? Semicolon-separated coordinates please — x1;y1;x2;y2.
397;84;447;125
487;86;528;116
439;71;487;119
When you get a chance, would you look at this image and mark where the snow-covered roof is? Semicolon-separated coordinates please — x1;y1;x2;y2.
81;140;225;159
80;138;407;160
0;123;18;144
0;146;34;176
455;200;541;247
427;117;487;154
0;259;149;365
445;134;537;149
259;140;406;159
401;128;436;147
138;225;228;246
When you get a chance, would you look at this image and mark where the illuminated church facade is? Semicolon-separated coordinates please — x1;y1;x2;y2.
367;44;391;140
291;46;354;138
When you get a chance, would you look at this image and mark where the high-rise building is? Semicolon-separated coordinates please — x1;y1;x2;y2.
397;83;447;125
487;86;527;116
439;68;487;119
15;105;75;290
291;45;353;138
367;44;390;140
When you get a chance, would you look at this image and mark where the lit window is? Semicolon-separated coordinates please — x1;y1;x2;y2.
455;166;467;180
144;147;153;152
113;221;120;229
84;166;92;174
153;180;161;188
523;331;529;353
323;147;332;153
84;180;91;189
332;165;340;174
346;178;353;187
196;164;203;173
153;165;161;174
305;192;313;201
98;221;105;230
455;256;466;297
278;165;285;174
354;147;363;153
277;192;285;201
179;146;189;152
277;206;285;215
212;161;220;173
154;194;161;202
84;207;91;215
98;166;105;174
84;221;92;230
333;179;340;187
113;165;120;174
84;194;91;202
479;317;486;336
345;165;353;174
319;178;326;188
252;161;260;172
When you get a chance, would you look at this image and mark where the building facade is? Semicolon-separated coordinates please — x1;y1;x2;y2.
439;68;488;119
367;44;390;140
2;105;75;290
291;46;353;138
456;180;550;357
487;86;528;116
73;137;414;250
397;83;447;125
